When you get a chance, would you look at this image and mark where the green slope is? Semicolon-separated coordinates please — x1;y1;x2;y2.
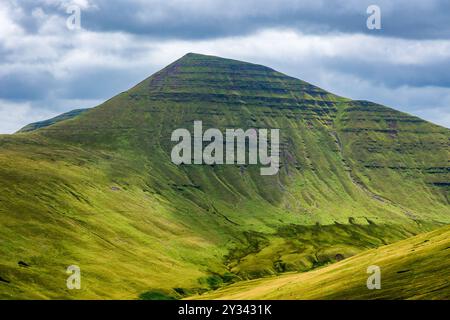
190;224;450;300
0;53;448;299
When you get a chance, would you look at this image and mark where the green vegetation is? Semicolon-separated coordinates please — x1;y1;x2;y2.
190;225;450;300
139;290;178;300
0;53;448;299
17;108;89;133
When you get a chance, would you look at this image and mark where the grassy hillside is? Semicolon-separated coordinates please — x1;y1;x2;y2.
0;53;448;299
191;225;450;300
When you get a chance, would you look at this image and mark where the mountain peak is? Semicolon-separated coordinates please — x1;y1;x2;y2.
130;53;332;102
174;52;269;69
181;52;210;58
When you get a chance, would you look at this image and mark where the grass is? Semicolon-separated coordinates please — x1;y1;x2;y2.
190;225;450;300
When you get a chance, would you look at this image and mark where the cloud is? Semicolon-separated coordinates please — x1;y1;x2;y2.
0;100;54;133
10;0;450;40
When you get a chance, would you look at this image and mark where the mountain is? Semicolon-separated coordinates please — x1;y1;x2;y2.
0;53;448;299
17;108;89;133
191;224;450;300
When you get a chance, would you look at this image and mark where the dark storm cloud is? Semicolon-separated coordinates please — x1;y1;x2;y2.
12;0;450;40
0;65;147;107
322;58;450;89
58;67;149;100
0;71;56;100
66;0;450;40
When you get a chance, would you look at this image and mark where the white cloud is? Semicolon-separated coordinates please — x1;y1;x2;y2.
0;100;54;133
0;2;24;38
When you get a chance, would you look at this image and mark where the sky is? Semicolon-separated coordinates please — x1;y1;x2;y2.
1;0;450;133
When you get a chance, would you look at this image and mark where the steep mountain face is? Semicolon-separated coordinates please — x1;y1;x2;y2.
0;53;448;299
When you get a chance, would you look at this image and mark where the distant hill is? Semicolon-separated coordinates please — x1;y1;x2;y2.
17;108;89;133
0;53;448;299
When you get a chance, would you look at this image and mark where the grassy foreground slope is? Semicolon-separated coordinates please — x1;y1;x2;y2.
191;225;450;300
0;53;448;299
